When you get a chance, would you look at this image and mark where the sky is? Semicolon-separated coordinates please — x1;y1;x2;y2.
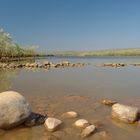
0;0;140;52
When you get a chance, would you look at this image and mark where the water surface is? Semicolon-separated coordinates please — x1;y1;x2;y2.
0;56;140;140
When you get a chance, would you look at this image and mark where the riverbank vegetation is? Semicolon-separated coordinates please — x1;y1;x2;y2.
47;48;140;57
0;28;38;61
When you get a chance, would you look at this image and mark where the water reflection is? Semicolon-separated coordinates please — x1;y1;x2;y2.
0;69;20;92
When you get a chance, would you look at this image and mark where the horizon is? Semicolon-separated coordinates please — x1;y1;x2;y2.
0;0;140;52
47;47;140;53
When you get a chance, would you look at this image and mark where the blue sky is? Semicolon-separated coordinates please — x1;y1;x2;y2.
0;0;140;52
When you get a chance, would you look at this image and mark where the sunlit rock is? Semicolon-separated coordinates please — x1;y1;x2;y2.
62;111;78;118
112;103;139;123
74;119;89;128
0;91;31;129
81;125;96;137
44;117;62;132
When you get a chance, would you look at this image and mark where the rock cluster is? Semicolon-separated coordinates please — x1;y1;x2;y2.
74;119;96;137
99;63;127;68
131;63;140;66
0;91;140;139
0;61;85;69
102;100;139;124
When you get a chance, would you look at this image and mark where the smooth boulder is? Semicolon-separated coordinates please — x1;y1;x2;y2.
112;103;139;123
0;91;31;129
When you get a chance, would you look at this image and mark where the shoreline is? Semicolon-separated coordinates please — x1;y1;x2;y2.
0;57;35;62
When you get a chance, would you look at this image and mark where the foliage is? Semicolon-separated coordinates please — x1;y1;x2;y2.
0;28;37;58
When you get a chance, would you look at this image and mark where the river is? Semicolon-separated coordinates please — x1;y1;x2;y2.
0;56;140;140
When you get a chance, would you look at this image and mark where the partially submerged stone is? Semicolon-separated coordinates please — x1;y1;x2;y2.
112;103;139;123
102;99;117;106
0;91;31;129
44;117;62;132
62;111;78;118
74;119;89;128
81;125;96;137
24;112;47;127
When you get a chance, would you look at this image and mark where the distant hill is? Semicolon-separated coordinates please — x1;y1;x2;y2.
47;48;140;56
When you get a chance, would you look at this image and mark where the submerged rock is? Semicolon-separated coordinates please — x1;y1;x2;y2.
24;112;47;127
102;99;117;106
62;111;78;118
97;131;108;137
112;103;139;123
74;119;89;128
0;91;31;129
44;117;62;132
81;125;96;137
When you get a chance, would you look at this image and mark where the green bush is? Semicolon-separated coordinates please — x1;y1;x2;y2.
0;28;37;58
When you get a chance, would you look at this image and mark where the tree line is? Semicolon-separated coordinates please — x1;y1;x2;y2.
0;28;38;59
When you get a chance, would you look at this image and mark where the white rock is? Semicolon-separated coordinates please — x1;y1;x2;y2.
112;103;139;123
81;125;96;137
44;117;62;132
62;111;78;118
0;91;31;129
74;119;89;128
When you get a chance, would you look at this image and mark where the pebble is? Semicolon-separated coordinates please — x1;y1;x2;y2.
74;119;89;128
44;117;62;132
81;125;96;137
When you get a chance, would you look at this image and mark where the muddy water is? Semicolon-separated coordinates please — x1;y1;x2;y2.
0;56;140;140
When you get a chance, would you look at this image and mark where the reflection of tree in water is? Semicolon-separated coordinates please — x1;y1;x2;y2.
0;69;20;92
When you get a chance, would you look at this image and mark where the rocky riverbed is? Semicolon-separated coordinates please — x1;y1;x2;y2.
0;91;140;140
0;61;86;69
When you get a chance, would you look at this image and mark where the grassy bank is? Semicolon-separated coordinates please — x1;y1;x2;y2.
47;48;140;57
0;28;38;61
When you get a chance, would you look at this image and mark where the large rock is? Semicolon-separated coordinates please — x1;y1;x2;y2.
0;91;31;129
112;103;139;123
44;117;62;132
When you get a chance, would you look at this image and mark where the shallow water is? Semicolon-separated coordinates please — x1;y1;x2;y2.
0;56;140;140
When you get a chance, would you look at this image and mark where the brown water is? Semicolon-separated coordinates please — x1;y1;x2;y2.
0;56;140;140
